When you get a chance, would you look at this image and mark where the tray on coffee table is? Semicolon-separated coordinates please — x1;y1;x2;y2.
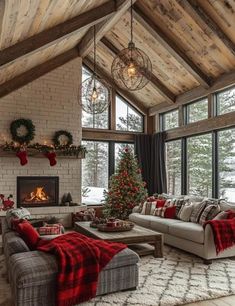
75;221;163;258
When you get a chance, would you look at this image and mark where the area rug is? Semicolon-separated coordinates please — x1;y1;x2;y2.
1;246;235;306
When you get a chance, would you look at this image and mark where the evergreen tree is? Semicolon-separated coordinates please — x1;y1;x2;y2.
117;113;142;132
103;147;147;219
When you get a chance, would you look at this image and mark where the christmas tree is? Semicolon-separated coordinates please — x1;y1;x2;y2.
103;147;147;220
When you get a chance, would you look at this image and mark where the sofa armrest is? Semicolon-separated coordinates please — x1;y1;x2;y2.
132;205;141;213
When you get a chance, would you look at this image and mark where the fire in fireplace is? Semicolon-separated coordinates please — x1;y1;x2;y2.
17;176;59;207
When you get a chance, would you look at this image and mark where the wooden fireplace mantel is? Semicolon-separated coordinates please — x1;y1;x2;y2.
0;148;85;159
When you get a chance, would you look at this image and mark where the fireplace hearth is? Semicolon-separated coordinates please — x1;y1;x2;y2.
17;176;59;207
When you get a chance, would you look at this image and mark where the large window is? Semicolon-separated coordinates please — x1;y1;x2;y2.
82;140;109;205
116;95;144;132
82;66;109;129
187;134;212;197
161;110;179;131
186;98;208;123
218;128;235;202
165;140;181;195
82;141;135;204
216;86;235;116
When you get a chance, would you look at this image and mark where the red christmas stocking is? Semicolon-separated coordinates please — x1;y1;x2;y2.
45;152;57;166
16;150;28;166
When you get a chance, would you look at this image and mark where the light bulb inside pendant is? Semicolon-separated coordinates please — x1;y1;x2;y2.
91;87;98;103
127;62;137;77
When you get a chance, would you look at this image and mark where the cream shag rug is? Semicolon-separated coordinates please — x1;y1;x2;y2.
1;246;235;306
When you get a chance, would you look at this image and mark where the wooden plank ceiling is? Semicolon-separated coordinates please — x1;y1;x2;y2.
0;0;234;113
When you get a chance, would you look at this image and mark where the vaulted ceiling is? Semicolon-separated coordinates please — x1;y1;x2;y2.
0;0;234;115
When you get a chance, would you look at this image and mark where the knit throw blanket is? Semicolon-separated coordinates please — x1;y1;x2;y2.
37;232;127;306
205;219;235;254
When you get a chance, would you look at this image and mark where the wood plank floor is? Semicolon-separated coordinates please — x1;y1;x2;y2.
185;295;235;306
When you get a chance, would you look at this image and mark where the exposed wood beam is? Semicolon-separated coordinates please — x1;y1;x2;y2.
77;0;136;58
100;37;176;105
178;0;235;57
149;70;235;115
82;128;136;142
133;3;211;88
165;111;235;141
0;1;118;67
0;49;78;98
83;57;148;115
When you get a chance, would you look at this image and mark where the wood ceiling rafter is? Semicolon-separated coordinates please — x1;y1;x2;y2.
100;37;176;105
178;0;235;58
0;48;79;98
0;1;120;67
149;70;235;116
77;0;136;58
133;3;211;89
83;57;148;115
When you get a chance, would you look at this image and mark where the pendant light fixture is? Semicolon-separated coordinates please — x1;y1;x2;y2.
111;0;152;91
82;25;110;114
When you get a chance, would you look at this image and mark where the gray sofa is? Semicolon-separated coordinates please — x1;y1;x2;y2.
129;198;235;262
2;218;139;306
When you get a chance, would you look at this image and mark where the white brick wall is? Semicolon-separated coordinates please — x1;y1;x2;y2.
0;57;82;207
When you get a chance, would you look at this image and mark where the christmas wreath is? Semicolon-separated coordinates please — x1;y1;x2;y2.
10;118;35;144
52;130;73;146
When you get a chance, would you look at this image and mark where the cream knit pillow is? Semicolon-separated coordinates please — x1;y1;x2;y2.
178;204;194;222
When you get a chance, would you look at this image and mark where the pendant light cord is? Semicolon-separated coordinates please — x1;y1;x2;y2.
93;25;97;79
130;0;133;43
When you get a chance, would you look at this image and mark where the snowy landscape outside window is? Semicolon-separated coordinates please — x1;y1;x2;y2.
187;134;213;197
165;140;181;195
82;66;109;129
216;86;235;116
186;98;208;123
82;141;109;205
218;128;235;202
116;95;143;132
161;110;179;131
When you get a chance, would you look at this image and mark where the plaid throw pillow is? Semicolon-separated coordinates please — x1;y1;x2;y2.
153;207;167;217
141;202;157;215
199;204;220;225
175;198;186;219
190;201;207;223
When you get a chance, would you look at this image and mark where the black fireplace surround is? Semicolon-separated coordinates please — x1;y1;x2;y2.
17;176;59;208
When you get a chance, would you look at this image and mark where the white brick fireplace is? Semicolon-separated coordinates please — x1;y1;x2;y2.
0;57;83;225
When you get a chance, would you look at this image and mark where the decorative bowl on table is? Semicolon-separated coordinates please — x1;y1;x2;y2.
90;218;107;228
97;220;134;232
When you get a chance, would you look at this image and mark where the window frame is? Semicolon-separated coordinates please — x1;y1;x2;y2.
215;85;235;117
82;138;135;204
184;97;208;124
115;94;145;133
160;109;179;131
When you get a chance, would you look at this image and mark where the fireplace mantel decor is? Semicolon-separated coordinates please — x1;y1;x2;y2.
17;176;59;208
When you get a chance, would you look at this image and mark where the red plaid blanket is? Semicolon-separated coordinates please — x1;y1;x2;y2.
205;219;235;254
37;232;126;306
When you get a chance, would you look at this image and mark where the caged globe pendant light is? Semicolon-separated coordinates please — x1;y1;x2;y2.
82;25;110;114
111;0;152;91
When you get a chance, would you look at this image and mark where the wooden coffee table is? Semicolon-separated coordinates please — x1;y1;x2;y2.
74;221;163;258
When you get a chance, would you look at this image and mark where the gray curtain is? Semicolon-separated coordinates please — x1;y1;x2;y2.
135;132;167;195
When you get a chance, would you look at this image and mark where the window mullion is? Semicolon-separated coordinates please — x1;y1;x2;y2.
212;131;219;198
181;137;187;195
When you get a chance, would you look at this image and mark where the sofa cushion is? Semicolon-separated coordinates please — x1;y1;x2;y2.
4;232;30;256
9;251;58;288
150;217;182;234
169;222;204;244
104;248;139;271
129;213;153;227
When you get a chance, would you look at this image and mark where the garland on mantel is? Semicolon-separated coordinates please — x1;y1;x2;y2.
0;142;87;166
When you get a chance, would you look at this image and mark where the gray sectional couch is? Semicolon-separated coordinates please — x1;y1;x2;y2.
2;218;139;306
129;197;235;262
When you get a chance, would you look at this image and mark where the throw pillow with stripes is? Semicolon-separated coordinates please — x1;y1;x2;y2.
198;204;221;225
